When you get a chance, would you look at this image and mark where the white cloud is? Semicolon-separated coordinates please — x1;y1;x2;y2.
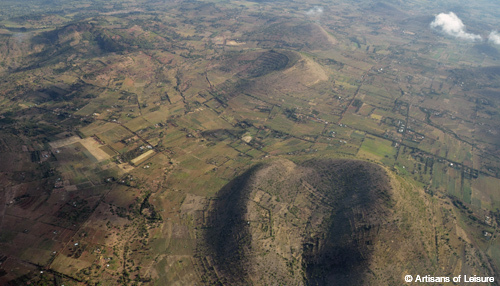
430;12;482;41
306;6;323;16
488;31;500;45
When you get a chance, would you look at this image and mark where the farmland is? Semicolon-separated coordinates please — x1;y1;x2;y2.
1;0;500;285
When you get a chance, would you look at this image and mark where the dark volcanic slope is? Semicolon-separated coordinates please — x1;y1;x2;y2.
199;158;393;285
300;159;391;285
202;164;261;285
246;50;290;78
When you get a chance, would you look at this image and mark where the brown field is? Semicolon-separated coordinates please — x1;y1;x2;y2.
1;0;500;284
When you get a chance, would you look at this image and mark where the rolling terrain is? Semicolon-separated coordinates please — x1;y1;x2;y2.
0;0;499;285
199;159;493;285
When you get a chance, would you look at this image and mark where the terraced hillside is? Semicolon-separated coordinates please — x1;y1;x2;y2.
198;159;493;285
1;0;500;284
